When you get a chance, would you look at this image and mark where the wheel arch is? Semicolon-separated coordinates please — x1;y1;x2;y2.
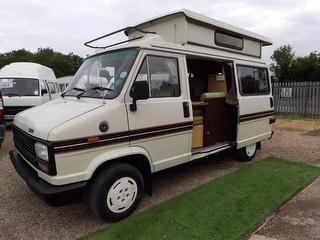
88;147;154;195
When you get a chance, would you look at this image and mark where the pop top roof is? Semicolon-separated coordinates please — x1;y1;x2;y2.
132;9;272;46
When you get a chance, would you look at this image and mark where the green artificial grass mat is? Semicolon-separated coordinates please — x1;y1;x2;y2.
82;157;320;240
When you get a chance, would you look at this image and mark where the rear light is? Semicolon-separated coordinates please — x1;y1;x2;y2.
0;91;3;120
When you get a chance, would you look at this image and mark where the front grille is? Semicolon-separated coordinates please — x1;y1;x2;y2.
4;106;32;115
12;126;56;175
13;126;38;168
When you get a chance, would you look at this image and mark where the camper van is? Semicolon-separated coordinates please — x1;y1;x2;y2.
10;10;275;221
0;62;60;123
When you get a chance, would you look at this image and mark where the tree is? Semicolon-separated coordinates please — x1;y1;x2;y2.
0;48;83;78
291;52;320;82
270;45;320;82
270;45;295;82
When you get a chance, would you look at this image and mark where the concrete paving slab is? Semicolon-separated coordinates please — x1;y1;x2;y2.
250;178;320;240
250;235;279;240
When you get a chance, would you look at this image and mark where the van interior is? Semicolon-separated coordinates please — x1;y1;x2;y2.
186;57;238;151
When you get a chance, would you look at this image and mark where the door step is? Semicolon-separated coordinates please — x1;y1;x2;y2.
192;142;230;155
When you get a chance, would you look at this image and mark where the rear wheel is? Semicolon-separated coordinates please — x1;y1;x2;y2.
237;143;257;162
89;163;144;222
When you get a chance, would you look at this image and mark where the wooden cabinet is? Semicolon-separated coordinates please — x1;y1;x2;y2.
203;97;228;146
192;124;203;148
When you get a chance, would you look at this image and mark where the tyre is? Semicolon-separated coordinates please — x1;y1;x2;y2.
237;143;257;162
89;163;144;222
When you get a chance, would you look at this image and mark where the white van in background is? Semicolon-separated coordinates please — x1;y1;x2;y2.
0;62;60;123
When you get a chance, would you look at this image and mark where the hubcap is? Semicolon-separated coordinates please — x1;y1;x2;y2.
246;144;256;157
106;177;138;213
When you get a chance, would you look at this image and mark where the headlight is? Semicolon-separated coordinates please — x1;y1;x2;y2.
34;142;49;161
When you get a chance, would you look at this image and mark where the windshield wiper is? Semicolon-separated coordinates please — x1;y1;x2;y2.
6;93;21;97
61;87;85;98
76;86;114;99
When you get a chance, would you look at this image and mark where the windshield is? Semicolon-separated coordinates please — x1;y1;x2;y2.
65;48;138;99
0;78;40;96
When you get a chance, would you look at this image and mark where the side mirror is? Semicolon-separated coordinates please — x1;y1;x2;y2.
41;89;48;95
130;81;149;112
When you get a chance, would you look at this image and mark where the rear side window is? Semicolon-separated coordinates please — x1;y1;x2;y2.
237;65;270;95
134;55;180;98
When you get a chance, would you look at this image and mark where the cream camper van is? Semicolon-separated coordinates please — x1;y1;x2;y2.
10;10;275;221
0;62;60;123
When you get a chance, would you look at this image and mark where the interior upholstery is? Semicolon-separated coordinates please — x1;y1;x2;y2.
200;92;226;102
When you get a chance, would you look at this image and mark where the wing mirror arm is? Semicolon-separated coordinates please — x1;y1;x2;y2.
129;81;149;112
130;98;138;112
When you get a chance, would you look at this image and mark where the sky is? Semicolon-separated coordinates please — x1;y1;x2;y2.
1;0;320;63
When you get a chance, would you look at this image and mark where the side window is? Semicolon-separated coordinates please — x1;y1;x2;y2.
40;81;47;91
215;31;243;50
48;82;56;94
133;55;180;98
148;56;180;97
135;60;148;82
55;83;60;93
237;65;270;95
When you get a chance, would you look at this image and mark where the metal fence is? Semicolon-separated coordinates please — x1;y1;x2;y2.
272;82;320;117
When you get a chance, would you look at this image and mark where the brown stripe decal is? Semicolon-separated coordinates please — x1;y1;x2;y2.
53;121;193;153
239;110;274;123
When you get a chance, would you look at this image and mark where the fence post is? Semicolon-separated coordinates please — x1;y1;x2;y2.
279;82;282;113
290;82;293;114
316;82;320;116
300;82;304;115
292;82;297;114
311;81;315;116
303;82;307;116
308;82;312;116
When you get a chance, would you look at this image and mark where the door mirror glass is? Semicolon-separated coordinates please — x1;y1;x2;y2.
41;89;48;95
40;81;48;95
132;81;149;101
130;81;149;111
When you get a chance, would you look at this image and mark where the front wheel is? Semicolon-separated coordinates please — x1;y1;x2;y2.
89;163;144;222
237;143;257;162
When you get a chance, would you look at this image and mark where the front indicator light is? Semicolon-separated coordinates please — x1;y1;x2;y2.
38;162;49;173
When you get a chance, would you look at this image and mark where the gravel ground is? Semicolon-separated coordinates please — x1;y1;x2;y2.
261;118;320;165
0;118;319;240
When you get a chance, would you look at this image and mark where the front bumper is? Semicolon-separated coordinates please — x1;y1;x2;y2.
10;150;87;206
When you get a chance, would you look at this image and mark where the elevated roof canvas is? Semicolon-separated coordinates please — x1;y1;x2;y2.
132;9;272;46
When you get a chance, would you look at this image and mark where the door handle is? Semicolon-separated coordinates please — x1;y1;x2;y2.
183;102;190;118
270;97;274;108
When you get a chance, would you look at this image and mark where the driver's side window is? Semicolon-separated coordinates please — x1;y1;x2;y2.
133;55;180;98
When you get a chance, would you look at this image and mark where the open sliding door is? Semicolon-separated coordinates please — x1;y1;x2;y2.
234;60;274;148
